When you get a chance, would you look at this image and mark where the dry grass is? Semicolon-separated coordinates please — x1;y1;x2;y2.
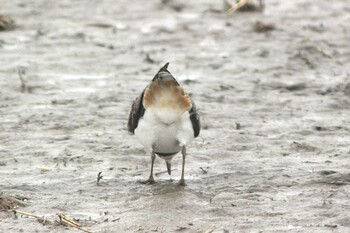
225;0;264;14
0;193;26;211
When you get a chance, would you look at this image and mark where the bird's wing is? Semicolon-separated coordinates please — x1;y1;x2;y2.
127;90;146;134
189;100;200;138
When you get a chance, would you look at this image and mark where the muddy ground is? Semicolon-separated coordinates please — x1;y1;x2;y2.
1;0;350;232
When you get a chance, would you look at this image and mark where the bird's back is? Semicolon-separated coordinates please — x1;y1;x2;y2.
143;79;192;125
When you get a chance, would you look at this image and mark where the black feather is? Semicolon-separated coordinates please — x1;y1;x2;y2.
189;101;200;138
127;90;146;134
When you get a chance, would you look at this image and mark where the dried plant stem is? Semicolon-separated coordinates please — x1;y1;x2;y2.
226;0;249;14
97;172;103;184
57;213;92;233
12;210;92;233
13;209;41;218
17;68;26;93
226;0;264;14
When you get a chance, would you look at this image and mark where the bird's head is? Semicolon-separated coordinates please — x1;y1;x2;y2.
143;62;191;120
152;62;179;84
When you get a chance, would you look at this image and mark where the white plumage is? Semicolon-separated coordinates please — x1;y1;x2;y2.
135;110;194;154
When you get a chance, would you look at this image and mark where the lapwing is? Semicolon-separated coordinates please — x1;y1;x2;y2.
128;63;200;186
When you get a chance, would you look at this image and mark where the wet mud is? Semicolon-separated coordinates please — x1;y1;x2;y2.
1;0;350;232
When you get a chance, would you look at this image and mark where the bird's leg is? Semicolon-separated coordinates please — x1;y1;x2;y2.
146;150;156;184
259;0;265;10
178;146;186;186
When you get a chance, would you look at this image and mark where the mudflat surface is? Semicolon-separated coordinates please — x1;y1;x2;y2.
1;0;350;232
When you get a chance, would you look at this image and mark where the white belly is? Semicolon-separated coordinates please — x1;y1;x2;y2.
135;108;194;154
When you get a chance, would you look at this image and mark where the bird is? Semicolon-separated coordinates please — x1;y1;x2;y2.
128;62;200;186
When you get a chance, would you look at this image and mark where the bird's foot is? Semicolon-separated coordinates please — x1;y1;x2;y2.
178;179;186;186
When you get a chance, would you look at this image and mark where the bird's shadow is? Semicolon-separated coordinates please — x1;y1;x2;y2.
136;179;187;196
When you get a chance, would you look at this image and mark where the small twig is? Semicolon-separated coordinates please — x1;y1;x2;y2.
57;213;81;227
13;209;41;218
18;68;26;93
175;226;188;231
97;172;103;184
57;213;92;233
111;218;120;222
226;0;249;14
200;167;208;174
12;209;51;225
145;54;156;64
226;0;264;14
